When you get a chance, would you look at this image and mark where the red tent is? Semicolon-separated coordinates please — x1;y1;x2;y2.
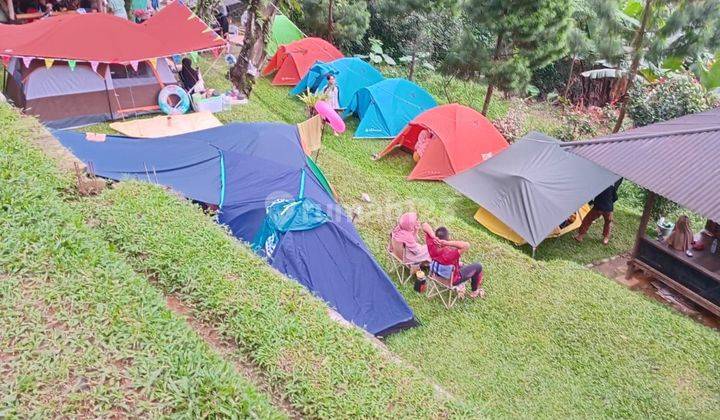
0;2;225;63
262;38;343;86
376;104;509;180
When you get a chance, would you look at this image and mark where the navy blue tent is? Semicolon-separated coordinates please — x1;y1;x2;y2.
54;123;416;336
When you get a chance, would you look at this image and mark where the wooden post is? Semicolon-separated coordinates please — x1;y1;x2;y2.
5;0;15;21
627;191;656;278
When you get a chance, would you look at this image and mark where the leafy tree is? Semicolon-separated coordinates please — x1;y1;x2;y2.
447;0;572;115
563;24;592;98
374;0;459;81
608;0;720;132
296;0;370;49
628;73;715;127
194;0;221;24
229;0;299;98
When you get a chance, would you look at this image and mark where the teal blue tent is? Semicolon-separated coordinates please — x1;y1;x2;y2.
290;57;384;110
344;78;437;139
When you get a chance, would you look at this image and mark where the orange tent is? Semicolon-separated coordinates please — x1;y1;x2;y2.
262;38;343;86
376;104;509;180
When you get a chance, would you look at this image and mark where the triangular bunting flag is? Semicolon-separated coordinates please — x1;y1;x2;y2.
90;61;99;73
130;61;139;71
44;58;55;69
172;55;182;64
202;27;214;33
22;56;33;67
148;58;157;69
189;51;199;64
68;60;77;71
187;12;196;20
1;55;9;67
211;48;221;58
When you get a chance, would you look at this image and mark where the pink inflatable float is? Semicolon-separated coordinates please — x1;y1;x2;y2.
315;101;346;133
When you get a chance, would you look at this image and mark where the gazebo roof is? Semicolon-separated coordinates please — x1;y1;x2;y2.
564;108;720;221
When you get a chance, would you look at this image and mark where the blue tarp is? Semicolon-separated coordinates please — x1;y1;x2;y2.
290;57;385;110
54;123;305;205
344;78;437;139
54;123;416;336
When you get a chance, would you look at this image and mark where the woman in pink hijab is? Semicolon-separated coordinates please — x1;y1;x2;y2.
389;212;430;265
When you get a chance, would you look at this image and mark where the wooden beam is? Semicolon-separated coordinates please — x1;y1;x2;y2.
627;191;657;279
632;259;720;317
632;191;656;257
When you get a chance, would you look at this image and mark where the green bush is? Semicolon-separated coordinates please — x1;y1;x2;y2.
531;60;571;98
628;73;712;128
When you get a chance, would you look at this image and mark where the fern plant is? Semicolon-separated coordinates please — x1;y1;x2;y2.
297;89;329;116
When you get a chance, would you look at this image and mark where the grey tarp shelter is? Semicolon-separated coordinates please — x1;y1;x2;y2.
445;131;620;253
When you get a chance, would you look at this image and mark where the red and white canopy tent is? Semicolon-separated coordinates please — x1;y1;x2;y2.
0;2;226;69
0;2;228;127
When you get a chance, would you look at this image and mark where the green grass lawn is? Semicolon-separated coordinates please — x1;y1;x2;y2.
0;108;284;418
29;57;720;418
191;62;720;417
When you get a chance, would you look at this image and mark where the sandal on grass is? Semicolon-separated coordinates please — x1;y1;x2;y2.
470;288;486;299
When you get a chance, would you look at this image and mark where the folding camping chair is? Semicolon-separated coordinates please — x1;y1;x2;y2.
387;236;416;285
426;265;461;309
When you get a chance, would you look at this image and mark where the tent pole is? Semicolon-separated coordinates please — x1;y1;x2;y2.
532;247;536;259
102;69;116;122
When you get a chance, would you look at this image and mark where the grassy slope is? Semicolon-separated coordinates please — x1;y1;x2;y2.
88;182;466;418
0;107;283;418
192;63;720;417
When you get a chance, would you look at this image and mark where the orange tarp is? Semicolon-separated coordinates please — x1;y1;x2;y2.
109;112;222;138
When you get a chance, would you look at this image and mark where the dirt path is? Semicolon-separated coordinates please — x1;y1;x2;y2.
591;254;719;330
164;294;304;419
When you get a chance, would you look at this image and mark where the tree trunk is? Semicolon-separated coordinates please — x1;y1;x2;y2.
408;50;417;81
229;0;259;97
229;0;277;98
327;0;335;43
563;57;576;99
194;0;221;24
481;33;504;116
481;84;495;116
612;0;653;133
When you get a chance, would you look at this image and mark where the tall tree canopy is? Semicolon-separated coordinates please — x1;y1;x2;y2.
592;0;720;131
446;0;573;115
296;0;370;49
374;0;459;80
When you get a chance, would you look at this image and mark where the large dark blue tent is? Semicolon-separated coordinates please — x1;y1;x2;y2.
53;123;416;336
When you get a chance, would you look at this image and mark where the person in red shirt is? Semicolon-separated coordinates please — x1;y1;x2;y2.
422;222;485;298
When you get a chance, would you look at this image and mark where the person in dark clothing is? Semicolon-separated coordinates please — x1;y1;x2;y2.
214;3;229;36
421;222;485;298
178;57;207;94
575;179;623;245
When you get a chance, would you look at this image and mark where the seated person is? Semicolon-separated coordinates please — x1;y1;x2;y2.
389;212;430;267
422;222;485;298
178;58;213;97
